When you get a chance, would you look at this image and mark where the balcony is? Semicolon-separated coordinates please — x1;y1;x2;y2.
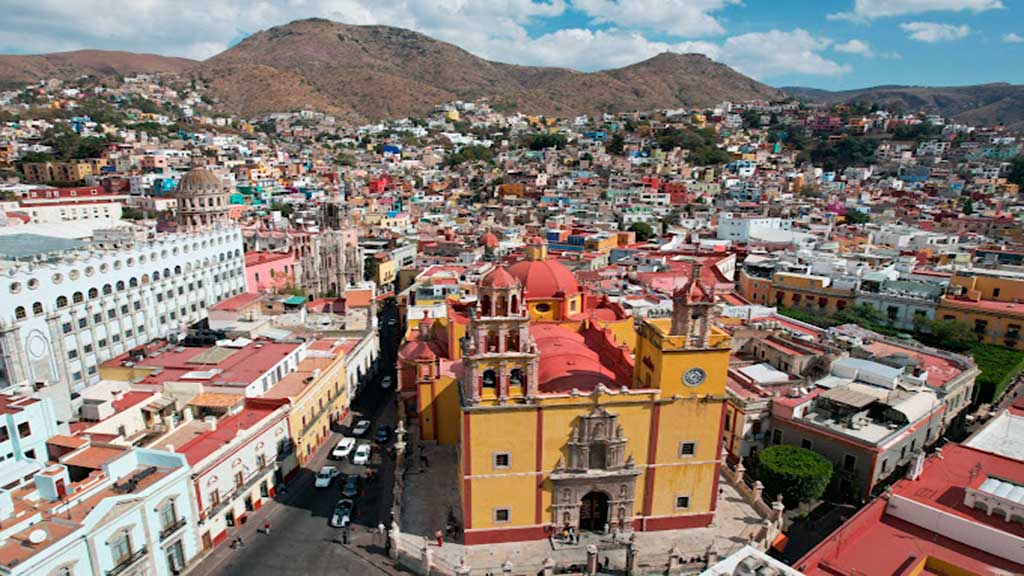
107;546;148;576
203;461;276;520
159;516;188;541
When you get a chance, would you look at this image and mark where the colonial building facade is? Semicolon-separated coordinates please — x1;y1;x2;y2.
399;243;731;544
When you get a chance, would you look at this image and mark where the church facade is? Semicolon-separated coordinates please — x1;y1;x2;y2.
398;239;730;544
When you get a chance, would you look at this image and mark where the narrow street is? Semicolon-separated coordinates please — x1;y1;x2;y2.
188;301;405;576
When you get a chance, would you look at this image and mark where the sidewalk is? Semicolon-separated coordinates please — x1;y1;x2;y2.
397;475;764;575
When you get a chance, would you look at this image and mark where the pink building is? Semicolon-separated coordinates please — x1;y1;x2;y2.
245;251;296;293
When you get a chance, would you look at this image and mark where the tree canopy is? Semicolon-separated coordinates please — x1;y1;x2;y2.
627;221;656;241
810;136;878;172
757;445;833;507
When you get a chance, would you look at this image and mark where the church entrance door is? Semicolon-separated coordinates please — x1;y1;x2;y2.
579;491;609;532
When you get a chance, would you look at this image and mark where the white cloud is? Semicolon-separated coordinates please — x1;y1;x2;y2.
716;29;851;78
829;0;1002;21
0;1;848;78
834;39;874;56
573;0;737;37
1003;32;1024;43
900;21;971;42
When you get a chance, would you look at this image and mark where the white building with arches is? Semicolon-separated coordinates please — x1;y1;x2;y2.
0;227;247;394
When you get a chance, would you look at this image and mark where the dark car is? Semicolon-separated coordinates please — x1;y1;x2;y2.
374;424;391;444
341;474;359;498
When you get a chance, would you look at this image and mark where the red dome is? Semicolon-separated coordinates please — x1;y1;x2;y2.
480;232;500;248
507;258;580;299
480;266;519;289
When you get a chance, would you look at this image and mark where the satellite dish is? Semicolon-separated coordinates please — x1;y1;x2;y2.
28;529;46;544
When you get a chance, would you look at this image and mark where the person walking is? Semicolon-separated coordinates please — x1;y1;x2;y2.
435;529;444;547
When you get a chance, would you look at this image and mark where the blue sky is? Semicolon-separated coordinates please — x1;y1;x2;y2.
1;0;1021;90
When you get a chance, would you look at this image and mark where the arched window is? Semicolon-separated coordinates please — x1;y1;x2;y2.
496;296;507;316
479;295;491;317
56;296;68;308
486;330;499;353
102;284;112;295
15;306;26;320
32;302;43;316
510;368;524;387
482;369;498;390
129;278;138;288
153;272;161;281
88;288;99;299
115;280;125;291
73;292;84;304
510;294;519;314
174;265;182;275
163;268;170;278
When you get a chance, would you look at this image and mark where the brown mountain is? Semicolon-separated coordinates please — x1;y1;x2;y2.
0;49;196;89
193;18;783;120
783;83;1024;129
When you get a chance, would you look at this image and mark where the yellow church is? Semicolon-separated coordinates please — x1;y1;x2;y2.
397;238;731;544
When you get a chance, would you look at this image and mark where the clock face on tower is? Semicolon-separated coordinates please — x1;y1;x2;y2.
683;367;707;387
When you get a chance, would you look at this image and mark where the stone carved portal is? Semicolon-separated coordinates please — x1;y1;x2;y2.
551;406;639;532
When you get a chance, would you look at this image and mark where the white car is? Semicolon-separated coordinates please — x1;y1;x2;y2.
331;499;353;528
381;376;393;389
314;466;339;488
351;420;372;437
332;437;356;459
352;444;372;466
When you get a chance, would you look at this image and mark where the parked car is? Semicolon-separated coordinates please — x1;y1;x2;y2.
332;437;356;459
374;424;391;444
341;474;359;497
351;419;372;437
314;466;339;488
330;499;353;528
381;376;393;389
352;444;372;466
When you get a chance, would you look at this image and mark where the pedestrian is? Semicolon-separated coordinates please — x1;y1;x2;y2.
602;557;610;570
435;529;443;547
378;522;386;544
263;522;271;535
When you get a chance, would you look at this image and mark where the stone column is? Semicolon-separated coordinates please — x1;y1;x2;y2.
45;313;71;386
625;539;639;576
666;546;682;575
421;541;433;575
388;521;400;560
586;544;599;576
0;323;28;385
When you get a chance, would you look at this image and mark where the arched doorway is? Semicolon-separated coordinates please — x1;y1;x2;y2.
579;491;609;532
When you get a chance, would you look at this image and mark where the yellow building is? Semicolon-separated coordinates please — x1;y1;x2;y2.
263;338;355;465
938;269;1024;349
399;249;730;545
767;272;856;314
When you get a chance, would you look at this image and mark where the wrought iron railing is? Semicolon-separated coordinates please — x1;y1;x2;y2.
107;546;147;576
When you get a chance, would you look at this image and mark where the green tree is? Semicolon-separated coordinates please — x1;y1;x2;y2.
962;199;975;215
810;136;878;172
913;317;979;352
607;133;625;155
757;445;833;508
525;133;567;151
844;209;871;224
1008;154;1024;188
270;202;294;217
833;303;886;327
447;144;494;166
627;221;656;241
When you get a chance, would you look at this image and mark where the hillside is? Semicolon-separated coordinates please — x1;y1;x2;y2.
192;18;784;120
783;83;1024;129
0;49;196;89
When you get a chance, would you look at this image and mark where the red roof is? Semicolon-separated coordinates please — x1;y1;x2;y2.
797;443;1024;575
531;324;628;392
177;401;283;466
507;258;580;299
480;266;519;289
211;292;262;311
862;340;965;388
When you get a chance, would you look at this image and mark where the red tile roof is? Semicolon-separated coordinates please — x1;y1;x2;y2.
177;401;283;466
